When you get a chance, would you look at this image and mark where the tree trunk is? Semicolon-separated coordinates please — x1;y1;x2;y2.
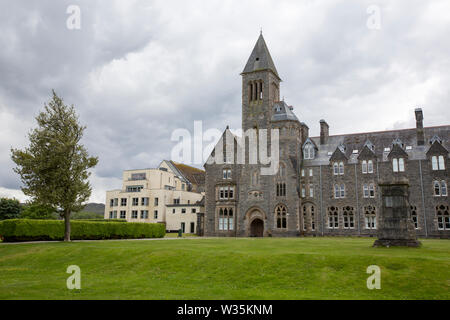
64;210;71;242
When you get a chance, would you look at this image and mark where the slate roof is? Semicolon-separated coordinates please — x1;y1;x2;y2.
304;125;450;166
170;161;205;187
242;34;279;78
271;101;300;122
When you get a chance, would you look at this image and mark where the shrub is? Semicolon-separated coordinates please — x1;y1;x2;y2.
0;198;22;220
20;203;58;220
0;219;165;242
75;219;127;223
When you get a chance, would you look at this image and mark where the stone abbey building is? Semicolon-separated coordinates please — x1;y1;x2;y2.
204;34;449;238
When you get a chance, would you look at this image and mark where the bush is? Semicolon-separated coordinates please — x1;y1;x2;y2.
0;198;22;220
75;219;127;223
20;203;58;220
0;219;165;242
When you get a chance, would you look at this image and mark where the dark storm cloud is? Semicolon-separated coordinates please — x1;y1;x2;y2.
0;0;449;202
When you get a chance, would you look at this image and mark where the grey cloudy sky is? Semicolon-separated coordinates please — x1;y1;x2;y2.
0;0;449;203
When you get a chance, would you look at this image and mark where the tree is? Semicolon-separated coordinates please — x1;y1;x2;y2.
20;203;58;220
11;90;98;241
0;198;22;220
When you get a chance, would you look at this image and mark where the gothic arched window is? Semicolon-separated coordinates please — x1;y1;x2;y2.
275;205;287;229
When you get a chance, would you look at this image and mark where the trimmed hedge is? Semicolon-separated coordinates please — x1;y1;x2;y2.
0;219;165;242
74;219;128;223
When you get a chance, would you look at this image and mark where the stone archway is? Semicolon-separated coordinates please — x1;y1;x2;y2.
250;218;264;237
245;206;266;237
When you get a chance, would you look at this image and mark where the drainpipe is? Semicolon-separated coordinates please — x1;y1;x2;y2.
320;165;324;236
355;163;360;235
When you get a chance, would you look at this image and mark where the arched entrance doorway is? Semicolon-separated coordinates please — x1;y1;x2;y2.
250;219;264;237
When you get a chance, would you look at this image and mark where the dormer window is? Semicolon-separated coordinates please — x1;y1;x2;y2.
432;156;446;171
333;162;344;175
304;143;315;160
393;158;405;172
362;160;374;174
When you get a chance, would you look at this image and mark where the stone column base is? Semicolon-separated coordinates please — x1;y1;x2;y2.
373;239;422;247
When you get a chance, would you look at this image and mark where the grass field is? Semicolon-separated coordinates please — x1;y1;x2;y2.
0;237;448;300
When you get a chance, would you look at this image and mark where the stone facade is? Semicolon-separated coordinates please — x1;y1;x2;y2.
204;34;449;238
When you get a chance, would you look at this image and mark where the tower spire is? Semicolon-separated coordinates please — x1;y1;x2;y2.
242;33;279;79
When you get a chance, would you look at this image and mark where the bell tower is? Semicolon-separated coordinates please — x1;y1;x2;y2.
241;33;281;132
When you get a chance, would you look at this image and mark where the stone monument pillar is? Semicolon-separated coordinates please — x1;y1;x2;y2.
373;178;421;247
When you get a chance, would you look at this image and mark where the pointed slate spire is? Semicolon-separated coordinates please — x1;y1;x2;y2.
242;34;279;78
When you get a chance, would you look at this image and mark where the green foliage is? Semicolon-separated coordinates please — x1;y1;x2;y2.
10;91;98;240
0;198;22;220
75;219;127;223
71;211;104;220
0;219;165;242
20;203;58;220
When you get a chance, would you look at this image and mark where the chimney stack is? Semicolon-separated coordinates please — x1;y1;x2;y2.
415;108;424;146
300;122;309;142
320;120;329;145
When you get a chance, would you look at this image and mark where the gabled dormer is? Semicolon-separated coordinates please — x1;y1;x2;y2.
426;135;448;171
330;144;348;176
427;135;448;156
302;138;318;160
387;139;408;173
358;140;377;160
387;140;408;160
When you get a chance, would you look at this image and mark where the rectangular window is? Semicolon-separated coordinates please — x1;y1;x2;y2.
340;184;345;198
140;210;148;219
110;199;114;207
309;184;314;198
141;197;149;206
120;211;126;219
369;184;375;198
438;156;445;170
131;210;138;219
339;162;344;175
181;208;186;214
393;158;399;172
309;169;313;177
121;198;127;206
368;160;374;173
301;187;306;198
172;209;176;214
362;161;367;174
154;198;159;206
190;222;195;234
398;158;405;172
132;198;139;206
432;156;438;170
334;185;340;199
192;208;196;213
130;173;146;181
363;185;369;198
174;198;180;204
126;186;143;192
301;169;305;177
154;210;158;219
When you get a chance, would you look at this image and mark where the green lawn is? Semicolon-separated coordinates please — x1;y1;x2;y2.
0;237;448;300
